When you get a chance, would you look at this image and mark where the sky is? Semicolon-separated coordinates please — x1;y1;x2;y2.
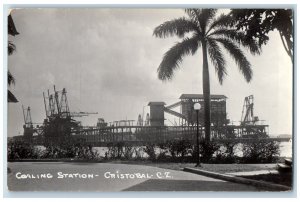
7;8;293;137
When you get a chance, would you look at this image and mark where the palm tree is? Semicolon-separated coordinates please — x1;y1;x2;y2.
8;13;19;103
8;42;16;86
153;9;261;143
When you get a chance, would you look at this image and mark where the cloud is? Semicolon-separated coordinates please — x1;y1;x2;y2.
8;8;292;137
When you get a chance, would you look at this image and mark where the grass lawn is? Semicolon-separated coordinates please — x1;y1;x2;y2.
108;160;278;174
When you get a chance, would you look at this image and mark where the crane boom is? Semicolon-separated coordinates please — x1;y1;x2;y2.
70;112;98;117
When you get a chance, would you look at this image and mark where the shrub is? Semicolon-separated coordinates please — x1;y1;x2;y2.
106;143;117;159
75;145;99;160
8;141;101;160
123;145;134;160
7;136;280;164
199;140;220;162
214;142;239;163
165;139;192;159
143;144;156;161
8;142;41;160
132;146;145;160
175;139;192;158
242;139;280;163
106;142;125;159
261;141;280;162
156;143;169;161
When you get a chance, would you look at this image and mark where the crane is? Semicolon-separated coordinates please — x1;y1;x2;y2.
40;86;98;144
43;85;98;119
240;95;260;125
22;105;32;128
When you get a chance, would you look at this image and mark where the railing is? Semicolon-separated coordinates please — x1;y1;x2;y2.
27;124;279;146
68;125;270;146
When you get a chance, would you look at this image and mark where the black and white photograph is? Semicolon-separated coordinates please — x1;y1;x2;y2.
6;6;294;193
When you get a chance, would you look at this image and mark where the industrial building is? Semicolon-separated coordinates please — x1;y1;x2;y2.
15;86;281;146
148;94;227;127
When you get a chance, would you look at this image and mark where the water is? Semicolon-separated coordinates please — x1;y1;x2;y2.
279;140;292;158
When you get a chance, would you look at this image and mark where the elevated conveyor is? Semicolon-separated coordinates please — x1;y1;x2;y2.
163;107;187;120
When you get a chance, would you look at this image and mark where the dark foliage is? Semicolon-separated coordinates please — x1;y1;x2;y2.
106;142;125;159
143;143;156;161
8;14;19;102
8;41;16;56
215;142;238;163
166;139;192;159
156;142;169;161
8;141;99;160
230;9;293;60
8;71;15;86
242;139;280;163
8;142;40;160
199;140;220;163
8;137;280;164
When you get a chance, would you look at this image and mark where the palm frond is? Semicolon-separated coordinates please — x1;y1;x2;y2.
198;9;217;31
158;35;200;80
207;39;227;84
184;9;217;34
153;17;198;38
206;14;232;34
8;41;16;55
8;70;15;86
184;9;201;27
215;38;252;82
209;29;261;55
8;90;18;103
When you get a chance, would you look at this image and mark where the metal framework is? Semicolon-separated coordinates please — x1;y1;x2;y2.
38;86;97;144
29;124;284;147
241;95;257;125
22;105;34;141
22;105;32;128
23;88;278;146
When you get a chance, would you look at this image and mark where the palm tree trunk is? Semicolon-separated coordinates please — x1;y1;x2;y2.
202;41;211;143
